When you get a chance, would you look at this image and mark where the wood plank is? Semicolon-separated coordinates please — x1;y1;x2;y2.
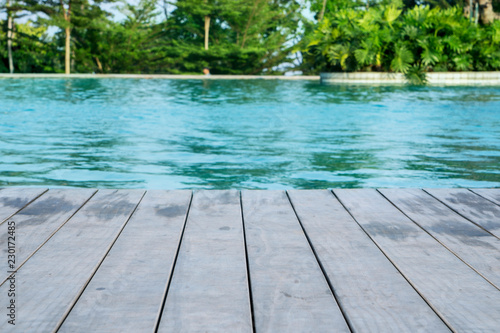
380;188;500;289
59;190;191;332
158;190;252;332
288;190;449;332
0;187;47;224
334;189;500;332
0;188;96;284
470;188;500;206
425;188;500;239
242;190;350;332
0;189;144;333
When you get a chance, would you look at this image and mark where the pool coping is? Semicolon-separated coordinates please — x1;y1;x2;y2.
0;73;320;80
2;72;500;85
321;71;500;85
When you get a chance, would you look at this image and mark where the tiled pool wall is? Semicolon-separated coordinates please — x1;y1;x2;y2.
321;72;500;85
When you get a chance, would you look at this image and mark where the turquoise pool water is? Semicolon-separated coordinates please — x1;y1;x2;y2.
0;79;499;189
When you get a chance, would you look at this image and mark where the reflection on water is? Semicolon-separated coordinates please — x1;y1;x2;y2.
0;79;499;189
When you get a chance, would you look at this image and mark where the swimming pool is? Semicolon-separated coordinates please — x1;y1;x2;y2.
1;79;499;189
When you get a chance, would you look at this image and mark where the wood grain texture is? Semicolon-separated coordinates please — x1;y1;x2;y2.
158;190;252;333
0;187;47;224
470;188;500;206
0;188;498;332
288;190;449;333
0;188;96;284
380;188;500;289
242;190;350;333
424;188;500;239
0;189;144;333
334;189;500;332
59;190;191;333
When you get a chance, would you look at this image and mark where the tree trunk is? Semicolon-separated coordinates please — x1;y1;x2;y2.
65;27;71;74
464;0;473;22
203;0;209;50
318;0;327;22
204;15;210;50
478;0;500;24
163;0;169;21
62;0;71;74
7;0;14;74
465;0;500;24
95;57;103;73
475;1;479;24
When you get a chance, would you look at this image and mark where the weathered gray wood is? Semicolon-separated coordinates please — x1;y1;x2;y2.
1;187;499;332
158;190;252;333
0;189;144;333
380;188;500;289
59;190;191;333
334;189;500;332
288;190;450;332
425;188;500;239
0;187;47;224
470;188;500;206
0;188;96;284
242;190;350;332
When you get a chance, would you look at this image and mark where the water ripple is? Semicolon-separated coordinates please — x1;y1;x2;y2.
0;79;499;189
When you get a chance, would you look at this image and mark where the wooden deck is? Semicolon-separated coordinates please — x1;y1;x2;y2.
0;188;499;332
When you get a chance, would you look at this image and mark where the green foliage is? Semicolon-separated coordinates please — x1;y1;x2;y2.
1;0;500;75
0;0;302;74
159;0;302;74
0;20;60;73
304;4;500;82
405;64;428;84
391;44;413;73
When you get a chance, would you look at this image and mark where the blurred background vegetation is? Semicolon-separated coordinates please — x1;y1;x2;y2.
1;0;499;75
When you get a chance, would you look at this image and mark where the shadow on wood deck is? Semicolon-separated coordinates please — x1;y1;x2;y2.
0;188;499;332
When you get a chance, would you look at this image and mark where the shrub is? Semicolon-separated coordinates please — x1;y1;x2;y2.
306;5;500;83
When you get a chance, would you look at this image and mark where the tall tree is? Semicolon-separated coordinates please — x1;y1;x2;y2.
6;0;14;73
20;0;73;73
0;18;59;73
1;0;306;74
22;0;113;74
162;0;302;74
204;0;209;49
61;0;71;74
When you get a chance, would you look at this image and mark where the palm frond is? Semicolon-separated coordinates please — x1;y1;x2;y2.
391;44;414;73
404;65;428;86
